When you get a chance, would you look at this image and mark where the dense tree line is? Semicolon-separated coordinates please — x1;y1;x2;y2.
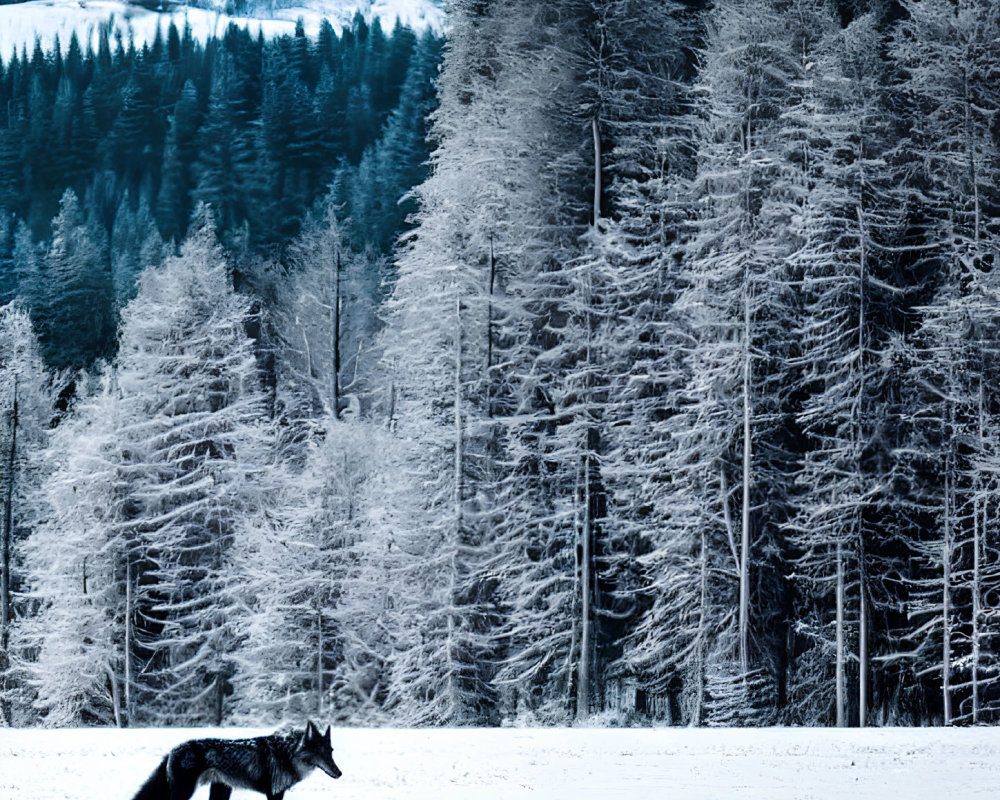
3;0;1000;729
377;0;1000;727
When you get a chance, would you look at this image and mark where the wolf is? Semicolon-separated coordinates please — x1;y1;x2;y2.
130;720;342;800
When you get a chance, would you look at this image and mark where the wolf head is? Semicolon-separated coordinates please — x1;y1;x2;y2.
297;720;342;780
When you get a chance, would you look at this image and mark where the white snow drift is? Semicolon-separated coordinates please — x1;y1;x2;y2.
1;726;999;799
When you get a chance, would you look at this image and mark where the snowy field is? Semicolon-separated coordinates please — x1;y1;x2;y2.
0;0;444;63
2;726;1000;799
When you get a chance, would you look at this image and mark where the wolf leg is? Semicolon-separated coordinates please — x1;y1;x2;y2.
208;783;232;800
167;773;197;800
266;793;284;800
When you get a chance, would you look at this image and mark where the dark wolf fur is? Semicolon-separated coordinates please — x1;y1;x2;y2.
131;720;341;800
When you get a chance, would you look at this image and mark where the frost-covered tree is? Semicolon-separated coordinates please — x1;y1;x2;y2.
270;200;374;427
320;422;403;723
15;373;125;727
21;210;269;726
378;0;590;724
649;0;804;722
781;10;898;728
376;1;498;726
112;210;269;724
230;418;387;724
0;304;54;725
574;0;697;719
900;277;1000;725
887;0;1000;726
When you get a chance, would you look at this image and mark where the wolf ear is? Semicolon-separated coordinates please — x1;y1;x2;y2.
323;725;331;742
303;720;318;741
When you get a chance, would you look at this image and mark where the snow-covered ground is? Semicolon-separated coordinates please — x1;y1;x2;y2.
0;0;445;63
1;726;999;799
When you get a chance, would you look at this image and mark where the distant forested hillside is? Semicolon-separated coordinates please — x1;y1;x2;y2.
0;14;440;366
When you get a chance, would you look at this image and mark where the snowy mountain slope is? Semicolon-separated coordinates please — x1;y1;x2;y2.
0;0;445;62
2;727;999;800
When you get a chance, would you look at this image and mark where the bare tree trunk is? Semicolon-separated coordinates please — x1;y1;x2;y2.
694;528;708;726
578;452;592;719
739;99;755;677
107;665;123;729
943;469;953;726
333;250;342;415
739;283;752;675
859;531;869;728
592;115;602;226
488;236;496;368
317;607;324;718
856;203;868;728
972;379;984;723
964;70;982;250
1;378;17;652
836;541;845;727
124;557;133;726
940;366;959;726
486;236;496;417
1;380;17;728
577;271;595;720
576;117;601;716
454;297;463;525
449;296;463;713
568;461;581;711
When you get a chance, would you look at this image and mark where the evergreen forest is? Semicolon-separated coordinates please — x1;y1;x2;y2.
2;0;1000;730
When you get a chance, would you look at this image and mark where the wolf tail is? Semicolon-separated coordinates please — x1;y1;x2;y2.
131;756;169;800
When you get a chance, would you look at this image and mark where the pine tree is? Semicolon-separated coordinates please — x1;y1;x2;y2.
887;0;1000;726
0;303;53;725
111;209;269;724
110;191;166;316
336;29;441;255
575;0;697;720
230;418;387;724
102;73;158;201
783;10;900;727
157;79;202;244
15;371;126;727
38;189;113;369
0;211;15;304
657;0;804;722
259;41;324;239
22;210;270;726
193;57;259;239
